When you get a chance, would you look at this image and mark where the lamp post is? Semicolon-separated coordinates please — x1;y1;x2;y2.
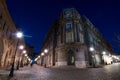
102;51;106;64
16;45;24;70
44;49;48;53
9;32;23;77
44;49;48;68
89;47;96;67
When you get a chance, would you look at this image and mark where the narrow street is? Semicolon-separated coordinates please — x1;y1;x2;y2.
0;63;120;80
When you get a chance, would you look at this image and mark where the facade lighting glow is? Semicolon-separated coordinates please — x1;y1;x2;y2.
109;54;111;56
44;49;48;53
19;45;24;50
102;51;106;55
41;52;44;56
25;54;27;57
116;57;119;60
89;47;94;52
23;50;27;54
28;59;31;61
35;58;38;61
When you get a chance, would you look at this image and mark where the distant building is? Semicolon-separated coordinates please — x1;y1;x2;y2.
20;44;34;66
25;44;34;59
112;52;120;63
39;8;112;68
0;0;25;68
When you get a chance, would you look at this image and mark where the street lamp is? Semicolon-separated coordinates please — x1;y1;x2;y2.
9;32;23;77
89;47;96;67
102;51;106;64
16;45;24;70
25;54;28;57
44;49;48;53
41;52;45;56
38;56;40;58
89;47;94;52
19;45;24;50
102;51;106;55
16;32;23;38
23;50;26;54
43;49;49;68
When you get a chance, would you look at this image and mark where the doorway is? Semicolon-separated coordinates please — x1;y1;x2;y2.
67;50;75;65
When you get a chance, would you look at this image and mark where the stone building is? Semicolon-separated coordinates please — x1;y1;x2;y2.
39;8;112;68
82;16;112;66
0;0;25;68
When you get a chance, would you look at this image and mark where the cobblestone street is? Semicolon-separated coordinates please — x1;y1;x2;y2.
0;63;120;80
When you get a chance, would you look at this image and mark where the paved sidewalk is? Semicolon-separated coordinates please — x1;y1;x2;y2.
0;66;31;80
0;69;10;80
0;63;120;80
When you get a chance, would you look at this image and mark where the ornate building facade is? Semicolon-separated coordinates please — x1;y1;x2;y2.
39;8;112;68
0;0;25;68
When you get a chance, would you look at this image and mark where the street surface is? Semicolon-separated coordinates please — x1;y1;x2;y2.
0;63;120;80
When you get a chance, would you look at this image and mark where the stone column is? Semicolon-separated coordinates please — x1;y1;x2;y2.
75;48;87;68
56;49;67;66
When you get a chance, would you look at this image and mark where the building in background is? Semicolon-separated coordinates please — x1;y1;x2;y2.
25;44;34;59
39;8;112;68
20;44;34;66
112;52;120;63
82;16;113;66
0;0;25;69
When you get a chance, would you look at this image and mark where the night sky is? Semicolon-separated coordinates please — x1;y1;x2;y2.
6;0;120;53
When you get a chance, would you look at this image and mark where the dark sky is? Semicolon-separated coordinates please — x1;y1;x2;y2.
6;0;120;53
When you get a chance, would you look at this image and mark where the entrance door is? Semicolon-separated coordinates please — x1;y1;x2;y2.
67;50;75;65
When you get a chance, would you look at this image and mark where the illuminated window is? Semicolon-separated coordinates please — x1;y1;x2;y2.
66;23;72;30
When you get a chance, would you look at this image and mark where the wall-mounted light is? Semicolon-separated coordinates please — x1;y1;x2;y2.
89;47;94;52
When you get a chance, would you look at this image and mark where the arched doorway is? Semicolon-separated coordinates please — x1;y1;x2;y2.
67;50;75;65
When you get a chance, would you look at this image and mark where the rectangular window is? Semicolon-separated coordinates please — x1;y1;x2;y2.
77;24;83;32
66;23;72;30
66;32;73;43
89;34;93;42
79;33;84;43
